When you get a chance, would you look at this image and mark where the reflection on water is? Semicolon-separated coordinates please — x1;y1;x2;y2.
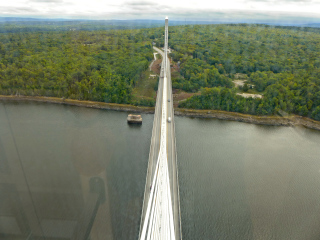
0;102;152;240
1;102;320;240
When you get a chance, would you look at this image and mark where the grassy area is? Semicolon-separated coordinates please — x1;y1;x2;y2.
155;53;161;60
246;88;264;94
132;51;163;104
232;74;265;95
132;69;158;103
173;89;200;108
234;86;264;95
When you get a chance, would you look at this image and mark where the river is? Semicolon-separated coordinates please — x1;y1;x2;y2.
1;101;320;240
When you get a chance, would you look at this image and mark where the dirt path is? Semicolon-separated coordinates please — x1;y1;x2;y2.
149;52;158;71
236;93;263;99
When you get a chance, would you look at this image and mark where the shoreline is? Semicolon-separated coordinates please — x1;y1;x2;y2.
1;95;320;131
0;95;155;113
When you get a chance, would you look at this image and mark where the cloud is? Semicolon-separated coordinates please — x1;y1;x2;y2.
247;0;315;3
257;0;313;1
1;0;320;21
0;6;40;14
29;0;63;2
120;1;173;12
124;1;157;6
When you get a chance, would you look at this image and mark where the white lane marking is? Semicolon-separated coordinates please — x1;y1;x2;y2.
140;18;175;240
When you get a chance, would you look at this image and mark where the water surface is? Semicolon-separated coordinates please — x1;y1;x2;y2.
1;101;320;239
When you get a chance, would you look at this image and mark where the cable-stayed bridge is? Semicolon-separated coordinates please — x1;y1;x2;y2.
138;17;182;240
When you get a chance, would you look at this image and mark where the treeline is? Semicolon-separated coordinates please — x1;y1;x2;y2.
173;58;233;91
166;24;320;121
0;28;154;105
180;83;320;120
0;20;163;33
1;23;320;120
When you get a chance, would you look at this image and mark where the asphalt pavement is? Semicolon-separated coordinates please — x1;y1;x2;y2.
139;45;182;239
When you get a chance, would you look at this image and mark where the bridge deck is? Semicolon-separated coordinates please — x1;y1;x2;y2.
139;17;182;240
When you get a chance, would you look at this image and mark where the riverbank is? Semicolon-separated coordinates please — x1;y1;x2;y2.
0;95;155;113
1;95;320;131
174;108;320;131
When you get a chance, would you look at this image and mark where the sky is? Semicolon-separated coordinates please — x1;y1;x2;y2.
1;0;320;22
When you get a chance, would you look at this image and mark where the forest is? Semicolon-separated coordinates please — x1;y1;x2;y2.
0;27;155;106
0;19;164;33
0;23;320;120
164;24;320;121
